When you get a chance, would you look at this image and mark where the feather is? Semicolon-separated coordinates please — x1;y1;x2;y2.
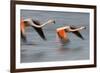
32;20;47;40
70;26;84;40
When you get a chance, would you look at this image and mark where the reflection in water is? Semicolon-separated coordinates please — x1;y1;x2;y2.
21;41;38;45
21;51;45;63
58;45;83;53
34;52;45;58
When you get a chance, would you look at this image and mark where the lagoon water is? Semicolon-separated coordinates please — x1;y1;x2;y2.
21;10;90;63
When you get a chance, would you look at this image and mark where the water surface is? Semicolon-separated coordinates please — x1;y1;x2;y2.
21;10;90;63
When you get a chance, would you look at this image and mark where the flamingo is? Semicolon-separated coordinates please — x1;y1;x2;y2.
56;25;86;45
21;18;55;42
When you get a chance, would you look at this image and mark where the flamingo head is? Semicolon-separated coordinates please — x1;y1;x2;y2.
48;19;55;24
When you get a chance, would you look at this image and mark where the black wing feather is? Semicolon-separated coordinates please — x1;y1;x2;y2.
21;31;27;42
32;20;46;40
70;26;84;40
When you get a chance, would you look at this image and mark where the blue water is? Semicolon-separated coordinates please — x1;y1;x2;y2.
21;10;90;63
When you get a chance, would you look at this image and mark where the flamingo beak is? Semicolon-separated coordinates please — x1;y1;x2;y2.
83;26;86;29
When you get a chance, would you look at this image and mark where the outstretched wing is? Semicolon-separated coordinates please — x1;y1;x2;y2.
70;26;84;40
32;20;47;40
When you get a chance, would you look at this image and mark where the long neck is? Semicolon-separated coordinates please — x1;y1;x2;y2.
69;27;85;32
25;19;54;28
41;19;54;27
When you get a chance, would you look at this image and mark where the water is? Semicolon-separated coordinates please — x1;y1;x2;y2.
21;10;90;63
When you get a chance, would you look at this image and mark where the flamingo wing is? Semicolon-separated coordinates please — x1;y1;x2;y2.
70;26;84;40
21;31;26;42
20;20;27;42
32;20;47;40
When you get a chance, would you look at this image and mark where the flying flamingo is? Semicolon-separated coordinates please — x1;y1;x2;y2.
56;25;86;45
21;18;55;42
